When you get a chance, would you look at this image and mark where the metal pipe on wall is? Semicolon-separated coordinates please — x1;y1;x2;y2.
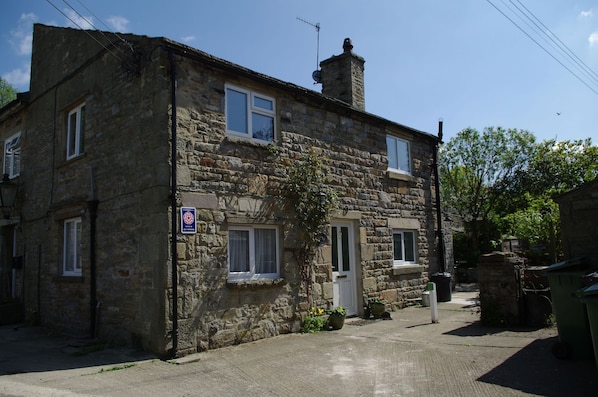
169;49;179;359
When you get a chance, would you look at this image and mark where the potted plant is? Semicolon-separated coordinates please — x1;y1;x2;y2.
368;297;386;319
326;306;347;330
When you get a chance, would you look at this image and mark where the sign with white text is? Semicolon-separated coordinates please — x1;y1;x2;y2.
181;207;197;234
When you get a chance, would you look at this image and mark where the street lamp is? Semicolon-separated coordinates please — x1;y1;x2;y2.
0;174;18;219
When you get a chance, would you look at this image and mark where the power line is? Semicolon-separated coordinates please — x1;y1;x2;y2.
61;0;130;59
509;0;598;86
75;0;135;55
45;0;123;63
487;0;598;96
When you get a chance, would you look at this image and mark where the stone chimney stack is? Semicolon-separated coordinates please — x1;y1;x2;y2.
319;38;365;111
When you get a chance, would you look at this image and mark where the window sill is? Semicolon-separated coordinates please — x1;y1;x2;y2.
224;135;272;147
53;275;84;283
227;278;285;289
387;170;416;182
392;265;425;276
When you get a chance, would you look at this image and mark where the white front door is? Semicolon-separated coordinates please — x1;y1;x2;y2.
331;222;358;316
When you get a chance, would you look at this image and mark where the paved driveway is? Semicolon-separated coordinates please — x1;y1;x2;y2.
1;292;596;396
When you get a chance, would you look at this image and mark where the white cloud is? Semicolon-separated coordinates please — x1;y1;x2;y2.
580;10;593;18
181;35;196;43
2;63;31;90
63;8;94;30
589;31;598;47
107;16;129;32
9;13;37;56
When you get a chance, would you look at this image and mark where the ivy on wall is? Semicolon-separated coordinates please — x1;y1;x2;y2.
285;148;339;302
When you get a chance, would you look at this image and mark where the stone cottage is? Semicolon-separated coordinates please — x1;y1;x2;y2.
0;24;446;357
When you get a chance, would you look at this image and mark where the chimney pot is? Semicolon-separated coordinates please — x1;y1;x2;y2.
343;38;353;52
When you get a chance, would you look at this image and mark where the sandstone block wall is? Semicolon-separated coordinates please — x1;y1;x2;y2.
478;252;524;326
11;25;445;356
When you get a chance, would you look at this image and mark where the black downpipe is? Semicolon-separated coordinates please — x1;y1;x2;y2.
434;120;446;273
88;197;99;337
169;50;179;359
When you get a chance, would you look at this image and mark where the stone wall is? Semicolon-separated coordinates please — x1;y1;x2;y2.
555;178;598;265
21;25;171;350
14;25;443;356
0;96;25;302
478;252;524;326
172;53;438;353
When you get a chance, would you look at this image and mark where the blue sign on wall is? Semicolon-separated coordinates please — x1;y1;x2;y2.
181;207;197;234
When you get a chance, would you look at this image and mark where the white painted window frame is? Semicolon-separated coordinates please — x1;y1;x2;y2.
67;103;85;160
228;225;280;281
225;84;275;143
63;217;82;276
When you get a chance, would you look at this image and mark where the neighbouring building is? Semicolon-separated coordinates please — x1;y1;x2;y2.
554;177;598;265
0;24;447;357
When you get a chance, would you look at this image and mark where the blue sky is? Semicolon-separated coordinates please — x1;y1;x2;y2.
1;0;598;143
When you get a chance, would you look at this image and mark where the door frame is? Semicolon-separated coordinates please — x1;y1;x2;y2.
330;221;358;316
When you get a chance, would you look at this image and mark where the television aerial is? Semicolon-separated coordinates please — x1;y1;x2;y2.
296;17;321;84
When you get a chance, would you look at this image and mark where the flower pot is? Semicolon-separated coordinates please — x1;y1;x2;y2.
369;302;385;319
327;312;345;330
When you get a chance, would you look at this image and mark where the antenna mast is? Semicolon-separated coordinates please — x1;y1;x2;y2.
297;17;321;84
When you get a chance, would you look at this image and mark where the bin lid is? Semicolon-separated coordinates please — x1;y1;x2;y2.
583;272;598;282
545;257;588;273
577;283;598;297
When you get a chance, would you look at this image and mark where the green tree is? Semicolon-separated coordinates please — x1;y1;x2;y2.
0;77;17;107
500;193;560;264
440;127;536;260
500;139;598;263
515;139;598;196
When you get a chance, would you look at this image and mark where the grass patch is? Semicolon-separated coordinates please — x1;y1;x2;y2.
97;363;136;373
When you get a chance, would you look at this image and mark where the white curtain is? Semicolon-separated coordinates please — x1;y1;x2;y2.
229;230;249;272
255;229;276;274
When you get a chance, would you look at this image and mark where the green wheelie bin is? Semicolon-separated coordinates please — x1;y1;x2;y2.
545;258;593;360
577;282;598;370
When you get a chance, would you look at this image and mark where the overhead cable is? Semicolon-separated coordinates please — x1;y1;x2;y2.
487;0;598;96
45;0;123;63
61;0;129;58
75;0;136;54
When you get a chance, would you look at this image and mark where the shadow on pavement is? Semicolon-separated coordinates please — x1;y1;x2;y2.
443;321;547;337
0;324;155;375
477;336;597;396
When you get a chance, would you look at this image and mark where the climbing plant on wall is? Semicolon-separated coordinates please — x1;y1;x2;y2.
285;148;339;302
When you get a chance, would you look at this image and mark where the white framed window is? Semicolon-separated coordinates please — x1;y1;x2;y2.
386;135;411;174
228;225;279;280
67;103;85;160
393;230;417;266
63;217;82;276
3;132;21;178
225;84;275;143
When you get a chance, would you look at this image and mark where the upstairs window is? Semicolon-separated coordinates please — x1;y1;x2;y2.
3;132;21;178
67;103;85;160
63;217;82;276
386;135;411;174
393;230;416;266
228;226;279;281
225;85;275;143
